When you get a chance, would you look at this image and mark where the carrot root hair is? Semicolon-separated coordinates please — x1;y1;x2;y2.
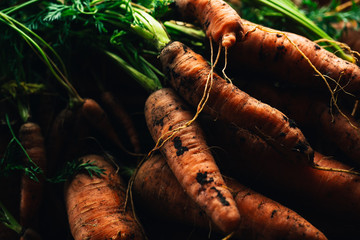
243;22;358;130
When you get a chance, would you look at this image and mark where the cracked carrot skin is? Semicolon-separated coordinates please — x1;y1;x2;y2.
160;41;314;164
64;154;145;240
134;153;328;240
228;20;360;97
174;0;244;48
144;88;241;233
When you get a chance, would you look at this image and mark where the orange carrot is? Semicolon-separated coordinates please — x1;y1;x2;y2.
47;97;137;170
133;152;328;240
64;154;145;240
18;122;46;229
207;121;360;219
160;41;314;164
174;0;244;48
80;98;137;156
144;87;241;233
227;19;360;97
242;82;360;166
46;106;79;175
100;91;142;154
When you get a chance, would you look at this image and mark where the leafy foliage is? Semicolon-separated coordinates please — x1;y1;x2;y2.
48;157;106;183
0;115;43;182
302;0;360;39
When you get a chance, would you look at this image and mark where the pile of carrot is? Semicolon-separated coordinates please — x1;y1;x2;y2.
2;0;360;239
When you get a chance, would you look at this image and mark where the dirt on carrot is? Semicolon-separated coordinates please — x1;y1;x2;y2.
227;19;360;98
64;154;145;240
144;87;240;234
159;41;314;164
241;82;360;167
133;152;328;240
204;119;360;221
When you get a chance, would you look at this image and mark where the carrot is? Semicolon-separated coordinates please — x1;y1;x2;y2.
227;19;360;97
64;154;145;240
133;152;328;240
100;91;142;154
207;121;360;220
174;0;244;48
18;122;46;229
46;106;79;175
159;41;314;164
144;87;241;233
80;98;140;156
47;97;139;169
241;82;360;166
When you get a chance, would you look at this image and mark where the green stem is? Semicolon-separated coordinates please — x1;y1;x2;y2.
164;21;206;41
5;114;42;182
132;7;170;51
1;0;40;14
0;12;83;106
0;201;22;234
101;7;171;51
105;51;162;92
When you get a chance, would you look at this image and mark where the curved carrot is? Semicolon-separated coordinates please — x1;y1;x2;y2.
134;153;328;240
80;98;140;156
48;98;138;165
228;20;360;97
174;0;244;48
64;154;145;240
160;41;314;164
100;91;142;154
242;82;360;166
47;106;79;175
18;122;46;229
209;122;360;219
144;88;241;233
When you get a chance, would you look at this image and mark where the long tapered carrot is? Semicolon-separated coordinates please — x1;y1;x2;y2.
18;122;46;229
46;106;79;175
227;19;360;97
160;41;314;164
207;121;360;219
48;98;139;168
242;82;360;166
144;87;241;234
133;152;328;240
174;0;244;48
64;154;145;240
80;98;141;156
100;91;142;154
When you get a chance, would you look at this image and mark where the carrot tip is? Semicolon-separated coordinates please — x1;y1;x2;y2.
222;33;236;48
